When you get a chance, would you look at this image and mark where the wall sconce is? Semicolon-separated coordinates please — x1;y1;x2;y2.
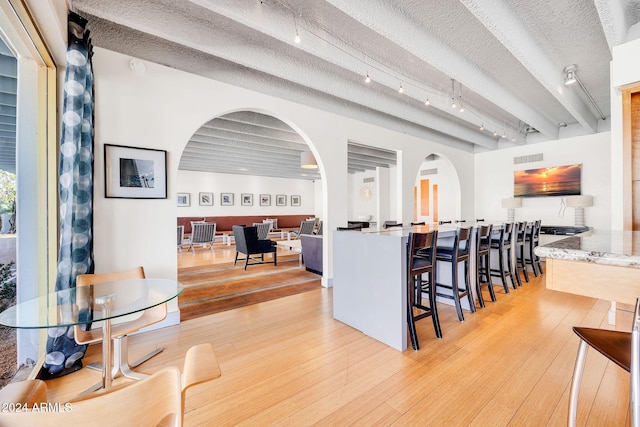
502;197;522;222
566;195;593;227
300;150;318;169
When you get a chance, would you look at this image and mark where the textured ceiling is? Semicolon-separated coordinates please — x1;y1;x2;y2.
64;0;640;180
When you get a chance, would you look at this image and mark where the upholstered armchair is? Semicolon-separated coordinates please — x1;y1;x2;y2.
232;225;277;270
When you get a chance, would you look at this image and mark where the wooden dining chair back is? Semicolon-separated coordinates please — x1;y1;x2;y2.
435;227;475;322
181;343;222;424
525;219;543;276
188;222;217;251
475;224;495;308
74;266;167;379
0;367;183;427
0;343;222;427
406;230;441;350
569;297;640;426
489;222;517;292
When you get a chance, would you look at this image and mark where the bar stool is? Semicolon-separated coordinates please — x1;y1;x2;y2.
435;227;474;322
489;222;517;292
475;224;495;308
406;230;441;350
514;221;528;286
568;297;640;426
524;219;542;276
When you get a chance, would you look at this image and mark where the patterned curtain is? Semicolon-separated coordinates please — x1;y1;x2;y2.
40;12;95;379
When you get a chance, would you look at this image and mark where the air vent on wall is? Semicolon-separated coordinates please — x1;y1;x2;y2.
363;177;375;183
513;153;543;165
420;168;438;176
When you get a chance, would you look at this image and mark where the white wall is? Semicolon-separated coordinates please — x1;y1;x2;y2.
90;47;477;289
474;132;611;229
177;170;316;217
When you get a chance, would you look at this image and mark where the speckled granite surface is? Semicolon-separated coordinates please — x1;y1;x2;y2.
534;230;640;268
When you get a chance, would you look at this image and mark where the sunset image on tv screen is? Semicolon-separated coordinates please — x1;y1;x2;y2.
513;164;581;197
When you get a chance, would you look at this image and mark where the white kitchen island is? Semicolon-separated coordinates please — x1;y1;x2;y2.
332;224;465;351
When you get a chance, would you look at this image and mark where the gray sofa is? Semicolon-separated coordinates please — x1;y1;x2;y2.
300;234;322;275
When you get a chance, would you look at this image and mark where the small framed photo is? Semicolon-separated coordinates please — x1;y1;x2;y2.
260;194;271;206
221;193;234;206
104;144;167;199
241;193;253;206
276;194;287;206
177;193;190;207
291;195;301;207
199;192;213;206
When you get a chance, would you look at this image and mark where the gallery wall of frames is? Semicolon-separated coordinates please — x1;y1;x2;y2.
176;170;320;217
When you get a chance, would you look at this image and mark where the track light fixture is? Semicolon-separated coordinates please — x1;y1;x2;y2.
563;65;577;85
398;83;404;94
479;124;484;131
365;73;371;83
451;78;457;108
562;64;606;120
424;97;430;106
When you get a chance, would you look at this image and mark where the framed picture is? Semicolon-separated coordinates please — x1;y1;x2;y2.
260;194;271;206
276;194;287;206
177;193;190;207
291;195;301;206
104;144;167;199
221;193;234;206
199;192;213;206
241;193;253;206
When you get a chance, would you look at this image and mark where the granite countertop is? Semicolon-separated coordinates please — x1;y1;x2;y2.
535;229;640;268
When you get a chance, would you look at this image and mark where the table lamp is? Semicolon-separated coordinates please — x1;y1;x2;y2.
502;197;522;222
566;195;593;227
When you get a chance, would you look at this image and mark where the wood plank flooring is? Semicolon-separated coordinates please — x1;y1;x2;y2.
43;254;631;426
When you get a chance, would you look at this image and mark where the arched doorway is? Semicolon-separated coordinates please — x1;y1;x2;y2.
175;111;325;319
413;153;462;223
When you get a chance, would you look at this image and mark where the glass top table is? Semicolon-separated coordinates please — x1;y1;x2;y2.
0;278;183;392
0;278;183;329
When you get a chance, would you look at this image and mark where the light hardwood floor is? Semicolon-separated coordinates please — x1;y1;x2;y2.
44;253;631;426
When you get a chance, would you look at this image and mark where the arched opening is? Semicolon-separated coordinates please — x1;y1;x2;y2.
175;110;325;319
413;153;462;223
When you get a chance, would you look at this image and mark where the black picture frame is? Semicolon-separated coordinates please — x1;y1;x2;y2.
104;144;167;199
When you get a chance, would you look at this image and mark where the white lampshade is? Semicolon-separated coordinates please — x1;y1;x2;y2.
300;151;318;169
566;195;593;207
501;197;523;209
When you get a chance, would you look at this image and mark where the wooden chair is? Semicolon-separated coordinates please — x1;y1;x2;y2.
524;219;543;276
0;343;222;427
74;267;167;380
232;225;277;270
188;222;217;251
514;221;528;286
406;230;441;350
568;297;640;426
435;227;475;322
475;224;495;308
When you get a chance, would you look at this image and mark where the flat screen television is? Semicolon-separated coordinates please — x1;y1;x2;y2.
514;164;581;197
